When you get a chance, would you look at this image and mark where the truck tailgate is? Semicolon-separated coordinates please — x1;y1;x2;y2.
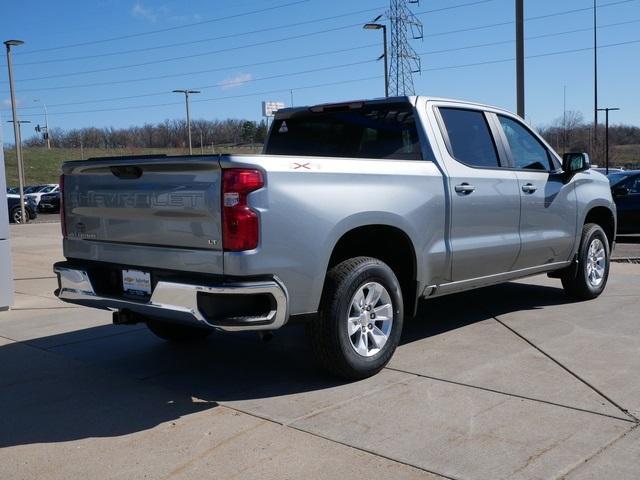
62;156;222;253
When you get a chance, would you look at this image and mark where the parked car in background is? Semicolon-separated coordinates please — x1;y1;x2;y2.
6;187;18;195
592;167;624;174
24;184;59;206
38;192;60;213
7;195;38;223
608;170;640;233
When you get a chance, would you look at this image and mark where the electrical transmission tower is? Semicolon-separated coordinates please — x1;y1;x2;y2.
387;0;423;96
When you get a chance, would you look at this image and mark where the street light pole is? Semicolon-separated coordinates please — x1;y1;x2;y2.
4;39;26;224
7;120;31;189
597;107;620;175
34;98;51;149
363;20;389;98
515;0;525;118
172;89;200;155
593;0;599;162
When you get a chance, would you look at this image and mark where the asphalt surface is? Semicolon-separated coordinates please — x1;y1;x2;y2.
1;223;639;480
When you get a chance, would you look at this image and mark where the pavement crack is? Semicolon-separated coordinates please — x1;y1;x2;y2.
384;367;635;423
557;423;639;479
492;316;639;423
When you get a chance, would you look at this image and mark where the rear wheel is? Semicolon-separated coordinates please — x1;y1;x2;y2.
146;320;213;342
307;256;404;380
561;223;610;300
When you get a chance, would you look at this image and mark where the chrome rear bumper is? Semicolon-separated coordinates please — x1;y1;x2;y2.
54;265;289;332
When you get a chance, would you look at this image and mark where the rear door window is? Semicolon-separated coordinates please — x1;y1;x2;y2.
439;108;500;168
265;103;424;160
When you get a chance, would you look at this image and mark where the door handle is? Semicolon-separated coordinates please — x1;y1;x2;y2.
455;183;476;194
521;183;537;193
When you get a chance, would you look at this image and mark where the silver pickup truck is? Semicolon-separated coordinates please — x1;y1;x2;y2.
54;96;616;379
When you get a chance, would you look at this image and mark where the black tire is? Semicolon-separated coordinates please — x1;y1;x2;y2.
146;320;213;342
307;256;404;380
10;206;26;224
561;223;610;300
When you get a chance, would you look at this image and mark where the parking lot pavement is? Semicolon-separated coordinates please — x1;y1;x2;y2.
1;223;639;480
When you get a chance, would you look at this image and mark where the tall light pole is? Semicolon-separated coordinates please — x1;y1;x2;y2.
33;98;51;149
7;120;31;189
593;0;599;163
363;18;389;98
597;107;619;175
515;0;525;118
4;39;26;224
172;89;200;155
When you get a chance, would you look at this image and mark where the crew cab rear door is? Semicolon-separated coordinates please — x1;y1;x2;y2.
434;105;521;282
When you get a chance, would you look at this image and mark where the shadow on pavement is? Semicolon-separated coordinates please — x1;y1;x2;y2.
616;234;640;244
0;280;571;448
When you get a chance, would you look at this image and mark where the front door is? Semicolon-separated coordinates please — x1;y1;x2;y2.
494;114;577;269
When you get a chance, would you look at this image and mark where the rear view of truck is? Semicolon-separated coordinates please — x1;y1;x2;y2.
55;155;288;339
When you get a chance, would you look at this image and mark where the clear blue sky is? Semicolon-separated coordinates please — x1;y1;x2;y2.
1;0;639;143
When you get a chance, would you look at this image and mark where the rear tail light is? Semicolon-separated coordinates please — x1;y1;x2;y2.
59;174;67;238
222;169;264;251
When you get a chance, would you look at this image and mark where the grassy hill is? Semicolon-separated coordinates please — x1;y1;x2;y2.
3;145;262;186
3;143;639;187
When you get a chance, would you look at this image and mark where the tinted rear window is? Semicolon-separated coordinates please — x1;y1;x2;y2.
265;103;425;160
440;107;500;168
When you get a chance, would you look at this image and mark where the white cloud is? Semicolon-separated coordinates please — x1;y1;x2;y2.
131;2;164;22
217;73;253;91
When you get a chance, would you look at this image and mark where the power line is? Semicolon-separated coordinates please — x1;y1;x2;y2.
14;0;312;56
9;0;492;64
11;16;639;98
9;5;387;67
11;75;383;118
13;43;379;97
7;38;639;118
7;0;636;85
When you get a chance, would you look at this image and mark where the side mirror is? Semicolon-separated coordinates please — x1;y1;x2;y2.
612;186;629;197
562;152;591;174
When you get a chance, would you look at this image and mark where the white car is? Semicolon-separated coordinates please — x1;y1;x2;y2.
23;184;59;206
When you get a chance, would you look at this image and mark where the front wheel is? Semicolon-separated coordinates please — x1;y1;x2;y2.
10;206;27;224
307;257;404;380
561;223;610;300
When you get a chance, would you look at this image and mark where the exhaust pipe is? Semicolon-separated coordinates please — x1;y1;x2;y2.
258;331;274;342
112;309;142;325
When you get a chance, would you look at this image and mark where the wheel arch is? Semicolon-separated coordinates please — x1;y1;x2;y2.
583;205;616;250
324;223;419;318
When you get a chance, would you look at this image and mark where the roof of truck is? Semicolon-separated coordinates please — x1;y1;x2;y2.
275;95;514;117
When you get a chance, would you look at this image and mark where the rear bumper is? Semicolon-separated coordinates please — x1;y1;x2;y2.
53;263;289;332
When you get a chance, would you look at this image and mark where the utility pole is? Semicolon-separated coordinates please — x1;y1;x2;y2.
515;0;525;118
200;130;204;154
4;39;26;224
172;89;200;155
563;85;567;154
363;18;389;97
34;99;51;149
597;107;619;175
593;0;599;163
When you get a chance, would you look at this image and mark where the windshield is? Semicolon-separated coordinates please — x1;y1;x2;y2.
265;103;425;160
608;173;630;187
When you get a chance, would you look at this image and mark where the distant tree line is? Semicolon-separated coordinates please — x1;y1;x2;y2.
19;112;640;167
537;111;640;167
22;118;268;149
